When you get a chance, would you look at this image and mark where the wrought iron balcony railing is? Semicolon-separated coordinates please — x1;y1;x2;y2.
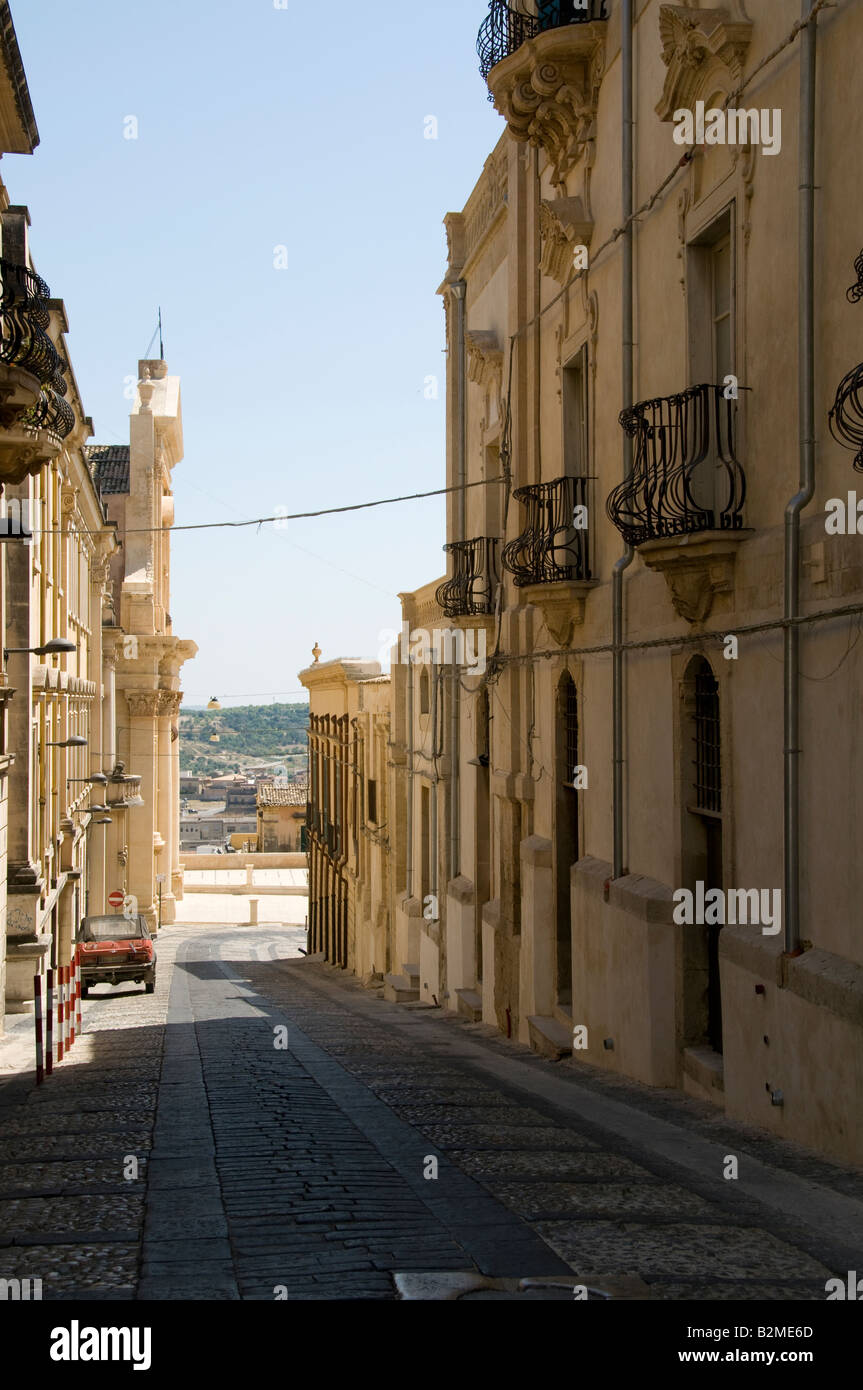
502;475;591;586
22;386;75;442
607;384;746;547
478;0;608;86
0;258;61;386
829;362;863;471
435;537;499;618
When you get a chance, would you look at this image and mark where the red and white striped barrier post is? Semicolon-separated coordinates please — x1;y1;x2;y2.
46;968;54;1075
69;959;76;1048
63;965;70;1055
75;956;82;1037
57;966;66;1062
33;974;44;1085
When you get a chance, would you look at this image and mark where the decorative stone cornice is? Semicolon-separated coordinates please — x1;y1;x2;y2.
540;197;594;285
125;689;161;718
443;212;466;276
463;143;508;266
466;331;503;393
656;6;753;122
156;689;182;718
486;24;606;187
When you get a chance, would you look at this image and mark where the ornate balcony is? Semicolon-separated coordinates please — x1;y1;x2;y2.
477;2;608;185
22;384;75;443
478;0;608;83
608;385;746;547
608;385;748;622
435;537;499;619
0;258;71;482
503;475;590;586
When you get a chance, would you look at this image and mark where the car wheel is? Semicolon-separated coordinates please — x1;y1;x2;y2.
81;985;89;998
145;979;155;994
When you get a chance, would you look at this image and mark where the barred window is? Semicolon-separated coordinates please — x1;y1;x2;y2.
693;660;721;814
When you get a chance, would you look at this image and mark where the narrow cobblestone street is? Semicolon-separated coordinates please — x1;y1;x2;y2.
1;923;861;1302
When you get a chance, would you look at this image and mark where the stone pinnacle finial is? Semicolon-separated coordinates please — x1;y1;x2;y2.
312;642;321;664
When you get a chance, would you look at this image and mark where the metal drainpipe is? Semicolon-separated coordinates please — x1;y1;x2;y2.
405;642;414;902
431;656;439;899
612;0;634;880
450;280;466;883
784;0;817;956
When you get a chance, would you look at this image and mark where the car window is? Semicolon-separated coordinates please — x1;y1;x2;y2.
82;916;146;940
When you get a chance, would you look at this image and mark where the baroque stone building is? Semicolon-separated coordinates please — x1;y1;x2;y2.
0;1;195;1021
88;361;196;931
300;657;391;979
304;0;863;1165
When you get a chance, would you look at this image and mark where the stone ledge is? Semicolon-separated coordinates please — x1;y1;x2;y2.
573;856;675;923
786;947;863;1028
521;834;552;869
447;874;475;906
719;923;786;985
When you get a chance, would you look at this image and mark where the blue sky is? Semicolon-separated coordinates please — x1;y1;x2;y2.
6;0;504;706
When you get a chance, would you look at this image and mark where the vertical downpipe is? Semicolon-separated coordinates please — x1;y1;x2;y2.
613;0;635;880
784;0;817;956
450;282;467;883
406;647;414;902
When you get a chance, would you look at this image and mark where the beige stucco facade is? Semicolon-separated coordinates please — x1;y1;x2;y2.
299;657;391;980
91;362;197;933
304;0;863;1165
0;7;195;1021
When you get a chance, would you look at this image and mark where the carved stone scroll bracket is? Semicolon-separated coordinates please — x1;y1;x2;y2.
638;530;750;623
656;6;753;124
539;197;594;286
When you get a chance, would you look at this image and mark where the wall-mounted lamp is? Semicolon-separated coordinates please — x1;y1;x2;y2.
4;637;77;660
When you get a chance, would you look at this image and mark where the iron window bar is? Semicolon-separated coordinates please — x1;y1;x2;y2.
477;0;608;88
435;537;499;618
607;383;746;547
694;665;721;815
502;474;591;586
829;362;863;472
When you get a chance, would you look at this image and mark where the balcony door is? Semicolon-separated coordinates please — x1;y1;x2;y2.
687;210;735;523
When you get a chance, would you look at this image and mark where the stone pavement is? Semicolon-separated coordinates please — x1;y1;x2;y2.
1;922;861;1301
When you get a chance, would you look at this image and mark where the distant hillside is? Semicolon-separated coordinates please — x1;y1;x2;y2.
179;702;309;777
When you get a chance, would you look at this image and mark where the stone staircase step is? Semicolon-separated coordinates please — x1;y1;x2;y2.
456;988;483;1022
527;1014;573;1060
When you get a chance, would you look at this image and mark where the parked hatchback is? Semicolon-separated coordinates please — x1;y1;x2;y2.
76;914;156;996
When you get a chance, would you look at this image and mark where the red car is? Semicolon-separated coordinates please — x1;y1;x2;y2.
76;914;157;996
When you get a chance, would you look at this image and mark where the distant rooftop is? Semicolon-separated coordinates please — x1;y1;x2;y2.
258;783;308;808
86;444;130;495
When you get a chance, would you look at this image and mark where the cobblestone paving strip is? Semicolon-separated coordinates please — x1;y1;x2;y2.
238;955;860;1301
0;957;170;1300
2;924;861;1303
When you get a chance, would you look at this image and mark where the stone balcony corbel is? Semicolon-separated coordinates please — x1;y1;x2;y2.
521;578;597;647
485;22;607;186
638;529;751;623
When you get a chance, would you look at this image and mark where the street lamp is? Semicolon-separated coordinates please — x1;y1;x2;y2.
46;736;88;748
3;637;77;660
67;773;109;786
